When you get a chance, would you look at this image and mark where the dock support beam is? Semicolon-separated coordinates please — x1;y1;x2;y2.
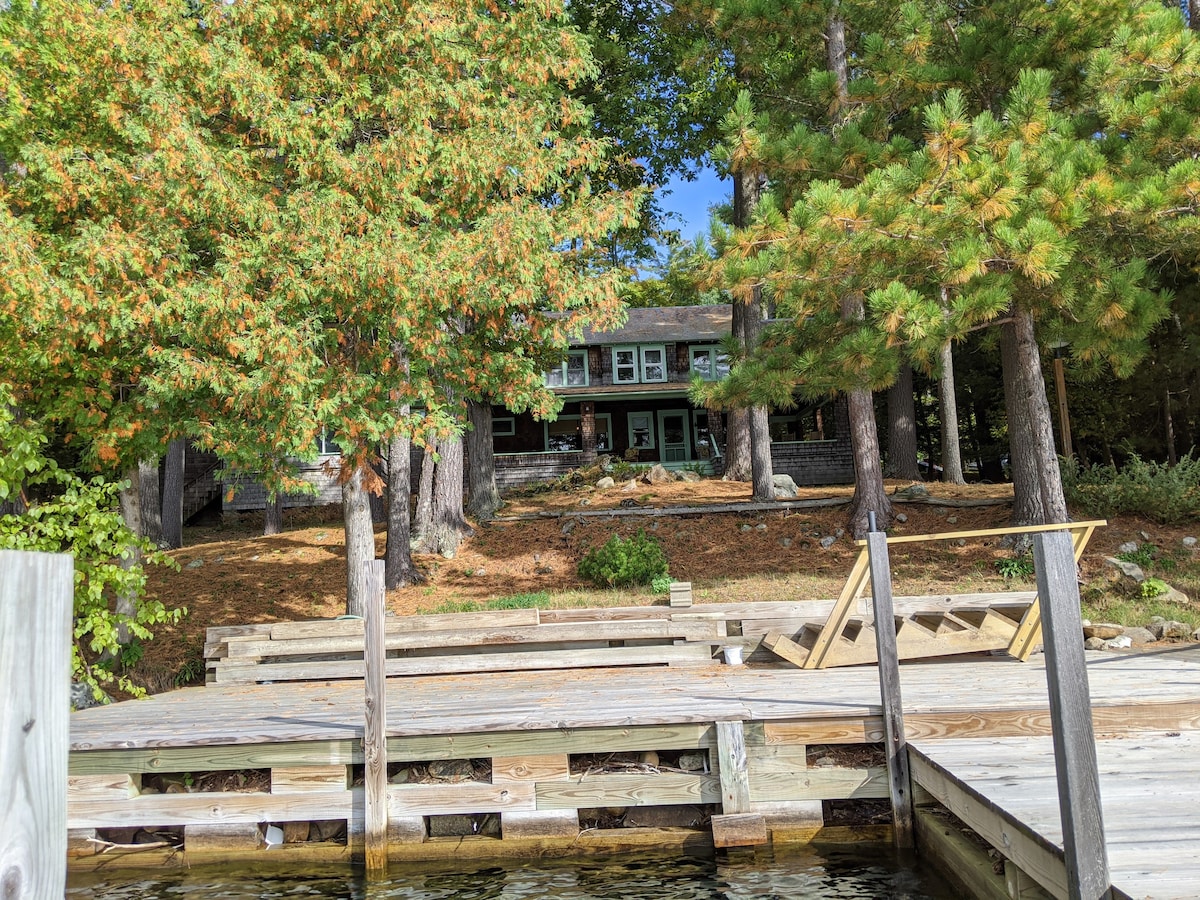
363;559;388;876
1034;532;1111;900
865;520;914;850
1;550;73;900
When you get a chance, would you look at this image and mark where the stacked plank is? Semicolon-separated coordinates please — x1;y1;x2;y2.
204;608;726;685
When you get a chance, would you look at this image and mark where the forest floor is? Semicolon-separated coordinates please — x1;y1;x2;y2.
127;475;1200;695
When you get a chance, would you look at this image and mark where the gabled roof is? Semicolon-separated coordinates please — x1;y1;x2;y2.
579;304;732;345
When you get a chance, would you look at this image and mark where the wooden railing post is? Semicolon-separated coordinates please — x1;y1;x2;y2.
1;550;74;900
865;518;914;849
362;559;388;876
1033;531;1111;900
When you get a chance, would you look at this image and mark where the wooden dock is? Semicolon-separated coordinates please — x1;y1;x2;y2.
67;634;1200;898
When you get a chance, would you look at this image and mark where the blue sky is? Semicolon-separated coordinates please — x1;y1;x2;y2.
657;166;727;243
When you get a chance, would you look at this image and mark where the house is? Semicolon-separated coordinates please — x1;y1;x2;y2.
215;304;855;515
489;304;854;490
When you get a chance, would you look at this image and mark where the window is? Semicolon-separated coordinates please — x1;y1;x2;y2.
546;350;588;388
640;345;667;382
690;347;730;381
316;430;341;455
693;411;721;459
613;346;638;384
492;417;515;437
544;414;611;452
769;409;827;442
628;412;655;449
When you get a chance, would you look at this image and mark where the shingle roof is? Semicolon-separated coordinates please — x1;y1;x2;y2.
579;304;732;345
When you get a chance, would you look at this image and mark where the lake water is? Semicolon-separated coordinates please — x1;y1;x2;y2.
67;845;957;899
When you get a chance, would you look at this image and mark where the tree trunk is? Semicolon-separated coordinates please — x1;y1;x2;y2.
722;408;752;481
385;428;422;589
465;397;502;520
160;438;185;549
116;468;144;647
417;432;474;557
139;457;162;546
1165;384;1178;466
1000;318;1045;526
368;456;387;524
342;464;376;618
263;492;284;536
1012;308;1068;523
885;363;921;480
847;387;892;538
412;441;436;550
938;339;966;485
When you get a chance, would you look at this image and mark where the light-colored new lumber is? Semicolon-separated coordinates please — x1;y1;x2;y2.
534;772;722;809
1;550;73;900
716;721;751;815
493;754;577;840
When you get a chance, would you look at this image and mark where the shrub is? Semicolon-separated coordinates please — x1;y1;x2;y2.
1062;453;1200;524
578;530;669;588
1140;577;1170;600
995;555;1035;580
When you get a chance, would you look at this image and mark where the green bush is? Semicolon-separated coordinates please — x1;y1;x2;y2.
1140;577;1170;600
578;530;669;588
995;555;1034;580
1061;454;1200;524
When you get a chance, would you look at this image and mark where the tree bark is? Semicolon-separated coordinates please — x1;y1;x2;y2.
342;464;376;618
885;363;921;480
116;468;144;647
465;397;502;520
412;441;436;550
416;432;474;557
1164;384;1178;466
385;428;422;589
139;457;162;546
847;387;892;538
1001;318;1045;526
160;438;185;549
263;492;284;536
722;407;752;481
1012;308;1069;523
938;339;966;485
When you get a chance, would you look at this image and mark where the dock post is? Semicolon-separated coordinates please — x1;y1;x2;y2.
363;558;388;877
1033;531;1111;900
1;550;74;900
865;514;914;850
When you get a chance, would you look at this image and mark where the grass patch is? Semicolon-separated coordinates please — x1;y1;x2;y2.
420;592;551;614
1081;592;1200;630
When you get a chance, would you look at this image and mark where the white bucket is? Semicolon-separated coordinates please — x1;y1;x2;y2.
264;824;284;848
722;645;744;666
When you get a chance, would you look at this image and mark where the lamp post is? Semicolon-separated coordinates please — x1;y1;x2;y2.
1050;341;1073;459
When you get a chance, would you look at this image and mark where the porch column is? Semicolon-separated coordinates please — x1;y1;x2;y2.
580;401;598;463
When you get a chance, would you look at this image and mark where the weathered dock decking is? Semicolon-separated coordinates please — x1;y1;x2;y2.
68;643;1200;897
910;660;1200;900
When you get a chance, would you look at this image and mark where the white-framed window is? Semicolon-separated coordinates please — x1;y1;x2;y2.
690;346;730;381
546;350;588;388
640;345;667;382
316;430;341;455
544;414;611;452
693;411;721;459
492;417;515;437
613;346;639;384
627;412;655;450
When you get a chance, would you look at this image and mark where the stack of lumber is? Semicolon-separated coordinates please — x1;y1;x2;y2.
204;607;725;685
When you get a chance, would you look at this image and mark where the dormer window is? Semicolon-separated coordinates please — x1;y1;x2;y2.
613;345;667;384
546;350;588;387
613;346;638;384
640;345;666;382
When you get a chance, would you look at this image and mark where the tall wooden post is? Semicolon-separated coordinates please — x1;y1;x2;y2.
1034;532;1111;900
1;550;74;900
865;518;914;849
362;559;388;876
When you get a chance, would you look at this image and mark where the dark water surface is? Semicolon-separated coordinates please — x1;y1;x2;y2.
67;845;958;899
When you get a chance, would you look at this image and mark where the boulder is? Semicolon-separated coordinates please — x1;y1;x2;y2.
677;470;702;483
895;512;908;524
428;759;475;782
1161;585;1191;605
1102;635;1133;650
1123;626;1157;644
772;474;799;499
893;483;929;499
595;476;616;490
1084;637;1107;651
1082;623;1124;640
1148;619;1191;641
1183;536;1198;549
1104;556;1146;584
819;536;837;549
643;464;674;485
1118;541;1139;555
677;752;707;772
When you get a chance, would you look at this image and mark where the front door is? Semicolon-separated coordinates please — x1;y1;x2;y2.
657;409;692;462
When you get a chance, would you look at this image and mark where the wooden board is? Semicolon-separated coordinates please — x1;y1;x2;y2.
911;730;1200;899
